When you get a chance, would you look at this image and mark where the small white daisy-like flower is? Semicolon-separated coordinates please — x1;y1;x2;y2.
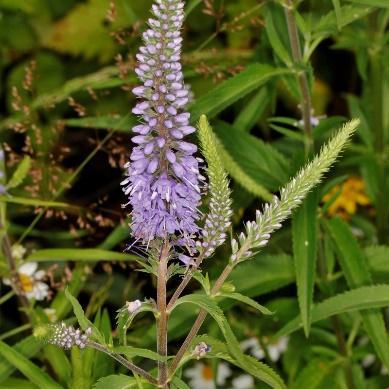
268;336;289;362
184;362;231;389
3;262;49;301
240;338;265;360
231;374;254;389
241;336;289;362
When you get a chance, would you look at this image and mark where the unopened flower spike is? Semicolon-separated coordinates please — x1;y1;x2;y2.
122;0;201;249
38;323;92;350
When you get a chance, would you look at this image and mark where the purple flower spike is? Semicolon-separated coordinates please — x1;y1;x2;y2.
122;0;201;247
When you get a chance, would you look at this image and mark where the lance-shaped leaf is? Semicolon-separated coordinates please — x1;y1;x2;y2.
327;218;389;368
292;190;318;336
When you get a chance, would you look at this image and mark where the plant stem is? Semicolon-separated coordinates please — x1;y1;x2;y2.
284;0;313;154
0;221;30;310
157;241;170;388
169;264;234;375
87;341;158;385
167;253;205;311
368;11;387;243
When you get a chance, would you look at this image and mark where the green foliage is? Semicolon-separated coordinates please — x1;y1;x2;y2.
0;1;388;388
292;190;318;336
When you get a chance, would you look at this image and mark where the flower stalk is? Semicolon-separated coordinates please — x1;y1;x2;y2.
157;241;170;388
284;0;313;154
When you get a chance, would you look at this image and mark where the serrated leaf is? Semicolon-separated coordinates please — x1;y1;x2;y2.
173;294;244;364
292;190;318;336
27;248;138;262
218;292;273;315
93;374;139;389
0;341;62;389
117;302;155;345
6;156;31;189
189;64;288;122
331;0;342;30
277;285;389;337
193;335;286;389
65;288;104;344
327;218;389;368
115;346;167;362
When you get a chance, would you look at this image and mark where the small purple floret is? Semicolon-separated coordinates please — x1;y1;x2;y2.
122;0;201;247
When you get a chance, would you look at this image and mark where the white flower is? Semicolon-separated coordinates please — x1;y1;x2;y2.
241;336;289;362
241;338;265;360
268;336;288;362
231;374;254;389
3;262;49;301
185;362;231;389
11;244;26;260
126;299;142;313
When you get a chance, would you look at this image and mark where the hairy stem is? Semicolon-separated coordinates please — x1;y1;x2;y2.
167;253;205;311
87;341;158;385
284;0;313;154
157;242;170;388
169;264;234;375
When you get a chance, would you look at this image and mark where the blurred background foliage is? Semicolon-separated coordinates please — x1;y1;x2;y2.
0;0;388;388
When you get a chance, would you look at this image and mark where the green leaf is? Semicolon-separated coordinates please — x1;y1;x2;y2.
331;0;342;30
292;190;318;336
212;121;290;199
114;346;168;362
367;246;389;279
277;285;389;337
64;116;135;132
6;156;31;189
93;374;139;389
327;218;389;368
0;196;71;208
217;292;273;315
345;0;389;7
291;358;341;389
231;254;295;297
117;301;155;345
27;248;138;262
264;6;292;66
0;337;42;383
45;0;137;62
189;64;288;122
173;294;244;364
171;376;190;389
233;87;271;132
0;378;39;389
185;0;202;16
65;288;104;343
193;335;286;389
0;341;62;389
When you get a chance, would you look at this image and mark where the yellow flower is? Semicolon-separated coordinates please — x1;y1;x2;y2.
323;177;370;219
